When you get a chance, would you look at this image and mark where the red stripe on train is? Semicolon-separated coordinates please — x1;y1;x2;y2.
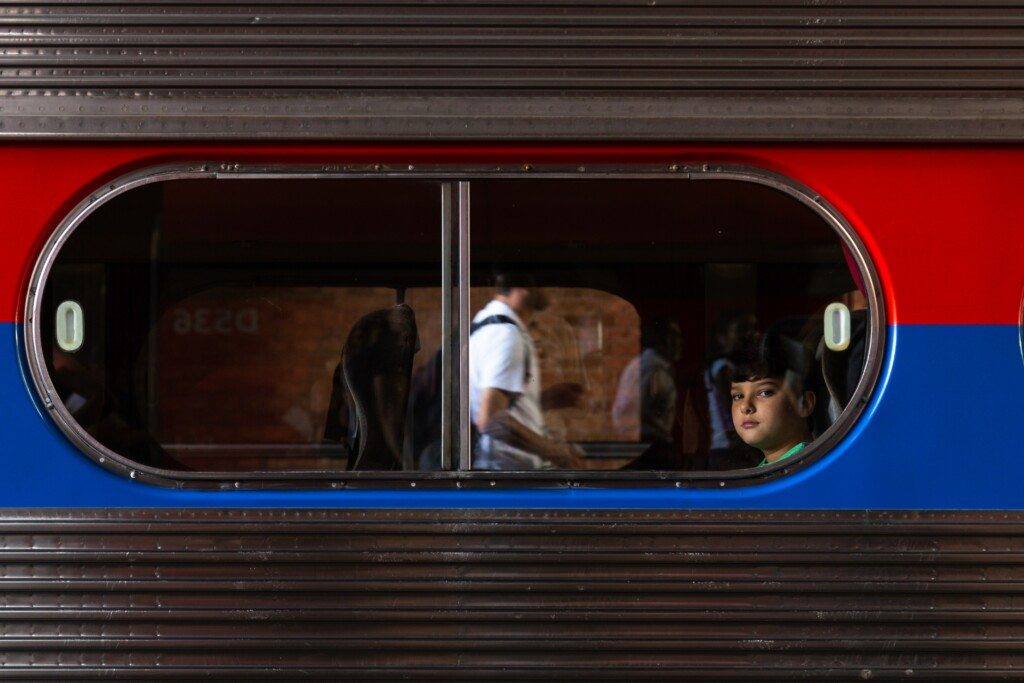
0;144;1020;325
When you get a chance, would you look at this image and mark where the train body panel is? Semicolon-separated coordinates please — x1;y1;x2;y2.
0;1;1022;676
0;144;1021;510
0;507;1019;680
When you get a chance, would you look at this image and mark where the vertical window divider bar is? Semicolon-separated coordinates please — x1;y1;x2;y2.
457;181;472;471
440;182;454;471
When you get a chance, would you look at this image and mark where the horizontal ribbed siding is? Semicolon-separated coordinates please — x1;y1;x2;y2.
2;4;1024;84
0;509;1021;678
0;2;1022;139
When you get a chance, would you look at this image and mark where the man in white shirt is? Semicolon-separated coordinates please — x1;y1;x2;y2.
470;279;584;470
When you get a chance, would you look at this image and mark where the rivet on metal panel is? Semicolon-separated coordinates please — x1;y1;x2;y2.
675;481;682;488
522;163;533;172
669;164;679;172
410;482;416;487
129;471;137;479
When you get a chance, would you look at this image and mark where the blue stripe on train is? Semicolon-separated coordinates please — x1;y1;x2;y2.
1;322;1021;509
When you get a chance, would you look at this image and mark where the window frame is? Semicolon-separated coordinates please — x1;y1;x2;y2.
24;162;885;489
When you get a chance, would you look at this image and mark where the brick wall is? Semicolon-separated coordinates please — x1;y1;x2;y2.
155;286;639;460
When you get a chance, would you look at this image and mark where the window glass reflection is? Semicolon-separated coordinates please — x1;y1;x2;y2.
42;179;442;472
469;179;869;471
38;173;871;478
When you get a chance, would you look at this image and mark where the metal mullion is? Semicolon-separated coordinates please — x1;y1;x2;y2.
440;182;455;471
457;181;472;471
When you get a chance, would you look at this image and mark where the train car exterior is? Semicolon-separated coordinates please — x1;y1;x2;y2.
0;1;1023;679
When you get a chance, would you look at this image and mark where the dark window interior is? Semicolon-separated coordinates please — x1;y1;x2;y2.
43;180;443;472
40;175;869;476
470;180;864;471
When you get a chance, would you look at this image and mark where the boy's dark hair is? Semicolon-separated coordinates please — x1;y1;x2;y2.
730;331;812;384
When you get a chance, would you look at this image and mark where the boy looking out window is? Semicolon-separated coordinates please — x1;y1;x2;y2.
729;333;816;467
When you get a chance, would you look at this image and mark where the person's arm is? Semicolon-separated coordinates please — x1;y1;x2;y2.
476;387;584;468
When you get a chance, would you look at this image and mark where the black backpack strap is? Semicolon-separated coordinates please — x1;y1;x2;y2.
470;314;519;336
469;313;532;387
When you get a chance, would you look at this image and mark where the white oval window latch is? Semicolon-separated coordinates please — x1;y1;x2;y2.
55;300;84;352
823;302;851;352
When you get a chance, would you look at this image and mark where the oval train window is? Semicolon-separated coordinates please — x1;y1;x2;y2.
25;167;882;483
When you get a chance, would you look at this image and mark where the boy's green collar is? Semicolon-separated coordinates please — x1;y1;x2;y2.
758;442;808;468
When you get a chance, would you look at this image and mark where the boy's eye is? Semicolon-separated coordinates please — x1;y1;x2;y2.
757;389;775;398
730;393;743;401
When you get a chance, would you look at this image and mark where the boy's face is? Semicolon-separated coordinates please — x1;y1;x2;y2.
730;377;814;453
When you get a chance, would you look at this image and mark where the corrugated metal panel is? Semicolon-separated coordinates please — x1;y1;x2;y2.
0;509;1022;678
0;2;1022;139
